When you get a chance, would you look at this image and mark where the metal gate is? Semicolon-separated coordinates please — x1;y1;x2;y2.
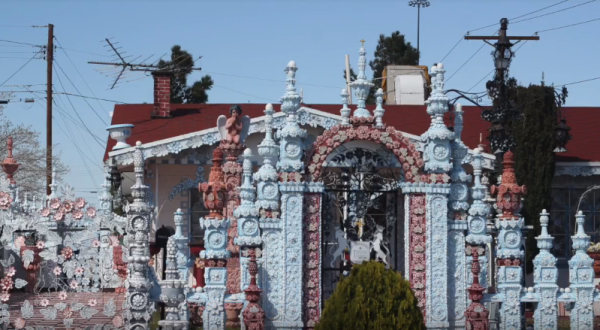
319;147;405;303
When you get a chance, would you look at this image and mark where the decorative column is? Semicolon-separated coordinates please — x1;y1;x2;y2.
125;141;154;330
447;104;472;327
464;249;489;330
199;147;230;330
172;209;189;321
568;211;594;330
421;63;453;329
349;42;374;118
275;60;305;328
158;236;188;330
243;249;265;330
373;88;385;128
340;89;351;126
491;151;526;330
532;210;558;330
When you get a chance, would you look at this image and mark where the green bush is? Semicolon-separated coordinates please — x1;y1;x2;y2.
316;261;425;330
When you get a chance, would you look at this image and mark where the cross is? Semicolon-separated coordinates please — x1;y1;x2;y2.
360;39;365;47
356;218;365;238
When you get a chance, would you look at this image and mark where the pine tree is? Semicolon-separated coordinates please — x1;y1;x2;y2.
158;45;214;104
316;261;425;330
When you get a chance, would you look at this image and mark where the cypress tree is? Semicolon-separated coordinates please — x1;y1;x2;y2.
510;83;567;272
316;261;425;330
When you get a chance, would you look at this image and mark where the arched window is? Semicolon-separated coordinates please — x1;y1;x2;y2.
189;188;208;243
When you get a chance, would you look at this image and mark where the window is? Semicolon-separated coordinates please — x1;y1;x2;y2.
189;189;208;243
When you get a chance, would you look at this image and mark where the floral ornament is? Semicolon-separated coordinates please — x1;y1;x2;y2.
53;211;64;221
50;198;61;210
61;247;74;259
70;280;79;289
0;293;8;302
58;291;68;300
75;197;86;209
86;207;96;218
62;200;74;213
206;300;224;315
72;209;83;220
53;266;62;276
5;267;15;277
14;236;25;248
36;241;45;249
112;315;124;327
41;207;51;217
0;277;13;291
92;240;100;248
0;191;13;210
88;299;97;307
14;317;25;329
63;307;73;318
39;298;49;307
75;267;84;276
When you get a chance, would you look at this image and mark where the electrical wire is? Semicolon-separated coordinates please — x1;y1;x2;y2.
53;59;108;125
212;84;279;103
512;0;598;25
52;92;127;104
536;17;600;33
0;50;41;87
55;46;109;58
446;41;489;83
439;35;465;63
204;71;341;89
0;39;41;47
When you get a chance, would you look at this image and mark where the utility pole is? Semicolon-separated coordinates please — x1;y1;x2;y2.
408;0;430;65
46;24;53;196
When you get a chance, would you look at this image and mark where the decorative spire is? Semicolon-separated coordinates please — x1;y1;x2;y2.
374;88;385;127
340;89;351;125
241;248;265;329
464;249;489;330
466;146;490;244
1;136;20;185
235;149;261;247
48;168;58;199
158;236;188;329
491;151;526;219
281;61;302;115
130;141;149;211
349;42;374;118
255;104;280;214
278;61;307;173
573;211;591;251
199;148;226;219
98;165;113;215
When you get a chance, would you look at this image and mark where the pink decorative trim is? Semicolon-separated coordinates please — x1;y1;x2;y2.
302;193;321;328
409;194;427;318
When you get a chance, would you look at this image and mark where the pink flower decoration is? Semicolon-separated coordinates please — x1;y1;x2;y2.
92;240;100;248
49;198;61;210
62;200;74;213
6;267;15;277
112;315;124;327
0;192;13;210
0;277;13;290
86;207;96;218
0;293;8;302
14;236;25;249
41;207;51;217
61;247;73;259
69;280;78;289
75;197;86;209
58;291;67;300
72;209;83;220
39;298;49;307
14;317;25;329
88;298;97;307
75;267;84;276
53;266;62;276
53;211;64;221
36;241;45;249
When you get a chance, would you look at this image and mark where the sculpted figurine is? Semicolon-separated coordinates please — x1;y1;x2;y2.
217;105;251;145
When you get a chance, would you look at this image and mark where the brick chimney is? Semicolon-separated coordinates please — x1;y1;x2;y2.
152;71;172;118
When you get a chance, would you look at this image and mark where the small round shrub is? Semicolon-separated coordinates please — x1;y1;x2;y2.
315;261;425;330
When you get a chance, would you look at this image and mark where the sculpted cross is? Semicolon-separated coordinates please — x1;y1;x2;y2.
360;39;365;47
356;218;365;238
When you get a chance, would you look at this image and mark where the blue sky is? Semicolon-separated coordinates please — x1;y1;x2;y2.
0;0;599;200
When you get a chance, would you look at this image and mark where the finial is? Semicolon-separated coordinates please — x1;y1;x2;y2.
374;88;385;128
265;103;273;111
360;39;365;47
7;136;13;159
539;209;549;236
1;136;20;184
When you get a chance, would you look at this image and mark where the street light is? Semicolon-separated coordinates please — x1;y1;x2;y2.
554;119;572;153
408;0;430;64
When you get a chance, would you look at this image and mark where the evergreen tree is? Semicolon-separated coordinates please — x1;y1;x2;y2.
510;83;567;272
316;261;425;330
158;45;214;104
343;31;418;104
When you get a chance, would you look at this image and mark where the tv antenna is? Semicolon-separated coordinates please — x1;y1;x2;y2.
88;38;202;89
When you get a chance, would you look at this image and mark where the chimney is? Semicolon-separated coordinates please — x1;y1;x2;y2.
152;71;172;118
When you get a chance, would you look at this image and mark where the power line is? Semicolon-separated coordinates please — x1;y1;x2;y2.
557;76;600;87
55;46;109;58
446;41;488;83
0;50;41;87
439;35;465;63
212;84;279;103
536;17;600;33
512;0;598;25
53;59;108;124
52;92;127;104
205;71;341;89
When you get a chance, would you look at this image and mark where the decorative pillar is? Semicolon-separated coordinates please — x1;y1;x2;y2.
349;43;374;118
491;151;526;330
568;211;594;330
532;210;558;330
199;147;230;330
274;60;306;328
302;184;323;328
125;141;154;330
172;209;189;321
158;236;188;330
242;249;265;330
465;249;489;330
340;89;351;126
374;88;385;128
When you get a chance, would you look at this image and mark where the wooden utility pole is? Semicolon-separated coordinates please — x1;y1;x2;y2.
46;24;53;196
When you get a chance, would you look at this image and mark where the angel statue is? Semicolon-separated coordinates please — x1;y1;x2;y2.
217;105;251;145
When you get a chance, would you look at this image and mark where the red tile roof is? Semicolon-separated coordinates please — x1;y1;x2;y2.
105;104;600;163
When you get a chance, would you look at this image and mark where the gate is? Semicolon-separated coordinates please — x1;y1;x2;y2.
319;146;405;303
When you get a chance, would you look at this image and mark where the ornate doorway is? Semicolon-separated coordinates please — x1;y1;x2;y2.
319;145;405;302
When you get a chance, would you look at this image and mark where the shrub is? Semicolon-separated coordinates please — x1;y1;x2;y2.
316;261;425;330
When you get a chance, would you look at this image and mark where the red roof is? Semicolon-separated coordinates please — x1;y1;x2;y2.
105;104;600;163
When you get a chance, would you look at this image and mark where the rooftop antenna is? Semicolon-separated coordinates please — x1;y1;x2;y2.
88;38;202;89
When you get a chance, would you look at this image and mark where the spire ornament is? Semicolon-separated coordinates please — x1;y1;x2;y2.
158;235;189;330
349;44;374;118
1;137;20;185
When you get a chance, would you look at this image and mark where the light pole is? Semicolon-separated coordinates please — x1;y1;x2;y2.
408;0;430;64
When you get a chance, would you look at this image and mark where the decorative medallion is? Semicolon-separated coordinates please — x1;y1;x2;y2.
433;144;449;160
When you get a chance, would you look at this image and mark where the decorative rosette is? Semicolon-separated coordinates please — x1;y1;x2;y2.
0;192;13;210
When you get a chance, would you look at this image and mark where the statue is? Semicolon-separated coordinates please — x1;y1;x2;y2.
217;105;251;145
